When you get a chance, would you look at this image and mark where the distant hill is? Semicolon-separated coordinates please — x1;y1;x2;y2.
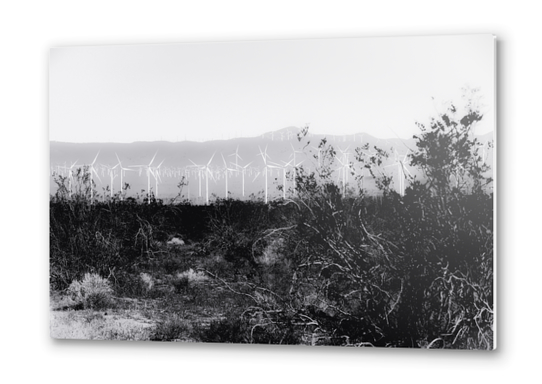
50;127;494;202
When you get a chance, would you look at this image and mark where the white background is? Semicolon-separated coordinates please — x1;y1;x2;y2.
0;1;536;383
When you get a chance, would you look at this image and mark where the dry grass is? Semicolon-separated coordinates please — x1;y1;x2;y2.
50;292;156;340
50;309;155;340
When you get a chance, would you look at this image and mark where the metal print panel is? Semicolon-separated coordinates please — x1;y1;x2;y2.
49;34;496;349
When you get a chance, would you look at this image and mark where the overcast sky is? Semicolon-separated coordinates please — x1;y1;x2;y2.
49;34;495;143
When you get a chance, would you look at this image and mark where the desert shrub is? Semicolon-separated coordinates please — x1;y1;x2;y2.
171;274;190;294
66;273;114;310
150;315;191;341
386;187;493;348
171;268;208;294
385;93;493;348
139;272;154;293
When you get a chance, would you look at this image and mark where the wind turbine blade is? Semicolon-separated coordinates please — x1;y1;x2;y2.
400;162;413;177
258;147;266;164
208;169;216;181
92;167;102;182
335;156;345;166
91;151;100;165
148;152;157;167
207;152;216;166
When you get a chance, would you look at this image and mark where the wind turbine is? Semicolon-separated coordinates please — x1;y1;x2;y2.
221;153;237;199
101;162;119;198
114;153;135;200
355;149;374;189
87;151;101;202
130;152;157;204
187;163;203;200
189;155;215;204
338;146;353;192
66;160;79;198
334;150;351;197
384;149;412;196
151;159;165;200
270;159;293;199
189;153;217;205
228;145;242;169
203;153;216;204
230;152;253;198
258;145;280;203
237;161;253;198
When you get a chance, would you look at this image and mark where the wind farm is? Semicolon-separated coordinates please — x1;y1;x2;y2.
50;127;494;204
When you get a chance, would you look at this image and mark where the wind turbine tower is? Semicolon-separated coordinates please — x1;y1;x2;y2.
258;145;279;203
88;151;101;202
221;153;237;199
130;152;157;204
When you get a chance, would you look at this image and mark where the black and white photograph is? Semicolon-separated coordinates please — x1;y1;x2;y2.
48;34;495;349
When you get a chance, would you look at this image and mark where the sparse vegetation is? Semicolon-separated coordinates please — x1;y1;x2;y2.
50;92;493;348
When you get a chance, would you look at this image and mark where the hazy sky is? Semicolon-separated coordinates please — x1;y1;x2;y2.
49;34;495;143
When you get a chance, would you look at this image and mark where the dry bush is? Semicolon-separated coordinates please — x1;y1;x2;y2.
66;273;114;310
